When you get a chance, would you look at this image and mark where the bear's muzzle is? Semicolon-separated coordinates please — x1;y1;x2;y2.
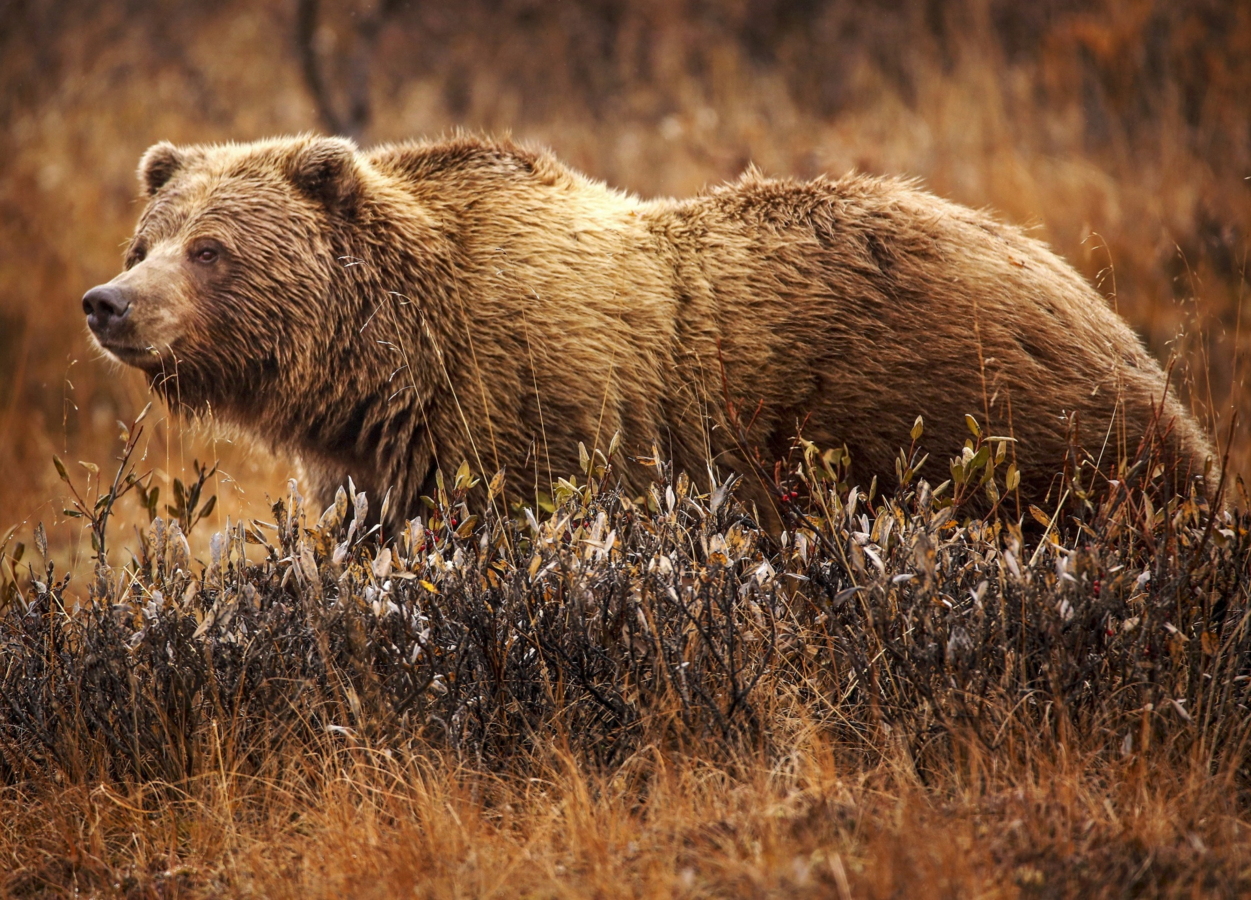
82;283;133;341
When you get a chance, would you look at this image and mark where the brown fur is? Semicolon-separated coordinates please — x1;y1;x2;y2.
85;134;1217;524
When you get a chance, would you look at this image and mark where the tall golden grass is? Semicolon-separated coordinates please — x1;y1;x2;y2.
2;1;1248;549
6;736;1246;896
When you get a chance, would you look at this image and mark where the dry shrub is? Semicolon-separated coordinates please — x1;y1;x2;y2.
0;413;1248;895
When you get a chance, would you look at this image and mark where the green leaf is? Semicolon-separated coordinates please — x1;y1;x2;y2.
964;414;981;438
822;447;845;478
911;415;924;442
52;455;69;483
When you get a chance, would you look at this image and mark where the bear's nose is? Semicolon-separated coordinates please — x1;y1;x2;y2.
82;285;132;337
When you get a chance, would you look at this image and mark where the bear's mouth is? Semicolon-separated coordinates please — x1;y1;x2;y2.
99;342;163;368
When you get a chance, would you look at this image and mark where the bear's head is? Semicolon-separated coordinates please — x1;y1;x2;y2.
81;135;372;418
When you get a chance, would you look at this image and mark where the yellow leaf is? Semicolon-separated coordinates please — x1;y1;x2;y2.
488;468;507;499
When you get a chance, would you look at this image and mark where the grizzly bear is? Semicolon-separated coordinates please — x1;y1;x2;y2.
82;134;1215;526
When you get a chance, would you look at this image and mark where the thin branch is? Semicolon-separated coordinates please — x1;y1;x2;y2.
295;0;403;140
295;0;346;136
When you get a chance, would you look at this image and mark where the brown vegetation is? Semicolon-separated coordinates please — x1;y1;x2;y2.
3;1;1250;546
0;409;1249;896
2;1;1250;895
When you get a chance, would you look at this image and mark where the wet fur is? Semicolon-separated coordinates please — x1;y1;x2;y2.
102;134;1216;523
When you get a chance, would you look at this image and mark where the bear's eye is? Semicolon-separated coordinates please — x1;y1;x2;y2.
128;245;147;267
193;246;219;265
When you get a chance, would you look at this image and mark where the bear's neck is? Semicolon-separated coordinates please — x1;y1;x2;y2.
278;226;456;511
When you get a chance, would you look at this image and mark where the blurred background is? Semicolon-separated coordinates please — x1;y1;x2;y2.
1;0;1249;566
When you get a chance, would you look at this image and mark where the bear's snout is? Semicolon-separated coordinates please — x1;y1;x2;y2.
82;284;133;339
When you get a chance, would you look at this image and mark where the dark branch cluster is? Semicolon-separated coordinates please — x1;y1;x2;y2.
0;426;1249;787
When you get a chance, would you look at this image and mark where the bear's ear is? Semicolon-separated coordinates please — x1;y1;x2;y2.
286;136;361;216
139;142;187;196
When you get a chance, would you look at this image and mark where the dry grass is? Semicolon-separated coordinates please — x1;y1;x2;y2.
5;741;1245;897
2;1;1251;895
2;1;1249;546
0;408;1249;896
